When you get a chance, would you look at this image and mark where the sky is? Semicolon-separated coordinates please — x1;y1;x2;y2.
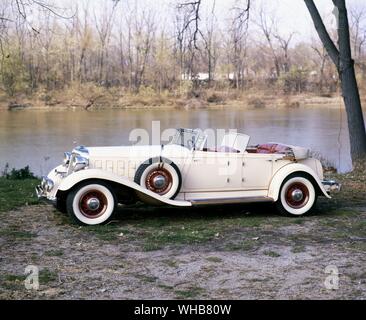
215;0;365;41
52;0;366;43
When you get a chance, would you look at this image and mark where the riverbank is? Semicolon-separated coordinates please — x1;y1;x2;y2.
0;168;365;299
0;86;358;111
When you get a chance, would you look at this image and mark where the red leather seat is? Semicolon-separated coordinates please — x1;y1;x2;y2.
255;143;291;154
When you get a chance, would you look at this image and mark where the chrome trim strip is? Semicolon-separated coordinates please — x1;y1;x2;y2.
190;196;274;205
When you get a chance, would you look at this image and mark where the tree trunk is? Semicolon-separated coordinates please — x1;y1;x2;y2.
336;0;366;162
340;60;366;160
304;0;366;164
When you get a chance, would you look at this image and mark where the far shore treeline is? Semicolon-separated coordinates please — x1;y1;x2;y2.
1;0;366;110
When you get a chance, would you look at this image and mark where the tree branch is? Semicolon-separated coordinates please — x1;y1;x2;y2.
177;0;202;50
304;0;339;67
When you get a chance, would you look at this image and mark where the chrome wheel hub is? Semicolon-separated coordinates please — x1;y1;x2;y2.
152;175;167;189
86;198;101;211
291;189;304;202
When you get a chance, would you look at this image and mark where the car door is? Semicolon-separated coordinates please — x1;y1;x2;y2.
183;150;243;191
242;154;274;190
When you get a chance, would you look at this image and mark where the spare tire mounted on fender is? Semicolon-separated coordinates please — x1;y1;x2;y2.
134;157;182;199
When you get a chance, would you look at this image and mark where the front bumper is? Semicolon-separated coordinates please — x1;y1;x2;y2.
322;179;341;193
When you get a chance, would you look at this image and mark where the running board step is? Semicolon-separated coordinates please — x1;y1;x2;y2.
190;196;274;205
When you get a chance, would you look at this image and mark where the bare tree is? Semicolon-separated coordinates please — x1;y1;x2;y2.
257;6;281;78
177;0;202;50
75;3;92;83
176;0;250;88
94;1;119;84
176;0;202;82
349;7;366;80
311;43;330;92
6;0;73;33
350;7;366;59
125;6;156;92
199;0;218;86
229;0;251;89
274;32;294;73
305;0;366;162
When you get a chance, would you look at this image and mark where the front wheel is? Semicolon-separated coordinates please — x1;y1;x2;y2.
66;181;117;225
276;175;317;216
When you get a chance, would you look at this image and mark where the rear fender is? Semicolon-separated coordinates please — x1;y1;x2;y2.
268;163;330;201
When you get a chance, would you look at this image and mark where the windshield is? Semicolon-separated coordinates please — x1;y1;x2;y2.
169;128;206;150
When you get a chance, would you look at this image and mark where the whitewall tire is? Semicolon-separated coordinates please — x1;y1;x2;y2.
66;181;117;225
134;158;182;199
276;175;317;216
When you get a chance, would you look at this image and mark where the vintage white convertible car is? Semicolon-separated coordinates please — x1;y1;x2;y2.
36;128;340;225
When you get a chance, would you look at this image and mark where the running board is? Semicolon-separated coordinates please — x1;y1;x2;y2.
190;196;274;206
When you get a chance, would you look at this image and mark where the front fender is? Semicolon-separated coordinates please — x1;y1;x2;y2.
58;169;191;207
268;163;331;201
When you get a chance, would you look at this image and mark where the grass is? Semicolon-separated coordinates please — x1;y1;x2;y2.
0;177;39;212
0;164;365;254
44;249;64;257
162;259;179;268
78;195;366;252
325;162;366;207
263;250;281;258
39;269;58;284
292;218;305;225
292;245;306;253
143;243;163;251
0;268;57;291
0;229;36;240
3;274;24;282
0;274;25;291
134;274;158;283
157;284;175;291
84;206;283;250
224;240;257;251
206;256;223;263
174;286;206;299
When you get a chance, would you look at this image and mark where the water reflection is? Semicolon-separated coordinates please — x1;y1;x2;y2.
0;107;356;175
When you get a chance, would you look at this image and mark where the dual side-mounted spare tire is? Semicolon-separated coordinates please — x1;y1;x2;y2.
133;157;182;200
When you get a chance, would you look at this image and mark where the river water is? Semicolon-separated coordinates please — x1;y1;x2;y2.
0;107;361;176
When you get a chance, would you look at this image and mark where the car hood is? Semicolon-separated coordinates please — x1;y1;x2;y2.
84;145;163;159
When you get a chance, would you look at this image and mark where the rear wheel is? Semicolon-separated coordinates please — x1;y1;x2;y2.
66;181;117;225
276;175;317;216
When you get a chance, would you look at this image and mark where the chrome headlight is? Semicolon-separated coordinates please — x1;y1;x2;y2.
41;176;54;192
63;152;72;165
72;155;89;172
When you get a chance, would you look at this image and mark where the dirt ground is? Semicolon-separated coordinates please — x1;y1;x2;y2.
0;201;365;300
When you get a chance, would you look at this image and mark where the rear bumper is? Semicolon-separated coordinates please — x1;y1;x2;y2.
322;179;341;193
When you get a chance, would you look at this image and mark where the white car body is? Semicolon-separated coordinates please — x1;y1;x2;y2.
37;129;340;225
